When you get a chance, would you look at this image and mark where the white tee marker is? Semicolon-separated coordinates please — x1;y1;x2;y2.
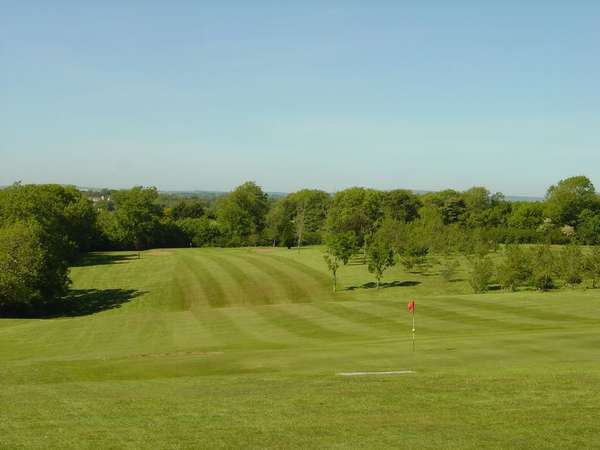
337;370;415;376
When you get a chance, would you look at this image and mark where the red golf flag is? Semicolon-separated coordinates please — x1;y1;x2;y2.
407;300;415;313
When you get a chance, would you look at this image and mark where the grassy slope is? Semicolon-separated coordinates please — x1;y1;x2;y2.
1;247;599;449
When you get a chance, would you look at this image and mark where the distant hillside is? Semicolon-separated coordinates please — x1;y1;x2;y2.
75;186;542;202
505;195;543;202
160;190;288;199
410;189;542;202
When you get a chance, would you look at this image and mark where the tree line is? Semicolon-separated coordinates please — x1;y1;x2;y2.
2;176;600;314
92;175;600;250
465;243;600;294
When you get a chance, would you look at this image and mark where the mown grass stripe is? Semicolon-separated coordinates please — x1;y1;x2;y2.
189;308;279;350
252;305;353;341
177;257;205;308
376;301;544;332
262;254;332;287
181;255;229;308
234;254;313;304
231;307;305;344
173;259;200;310
137;313;174;353
316;301;440;336
445;296;598;325
314;302;404;334
200;253;273;306
169;311;219;349
250;254;320;291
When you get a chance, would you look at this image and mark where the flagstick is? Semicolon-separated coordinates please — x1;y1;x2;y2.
412;309;415;352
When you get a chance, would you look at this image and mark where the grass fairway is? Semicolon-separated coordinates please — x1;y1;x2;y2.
1;247;600;449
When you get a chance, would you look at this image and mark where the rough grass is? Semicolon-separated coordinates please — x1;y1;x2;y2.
1;246;600;449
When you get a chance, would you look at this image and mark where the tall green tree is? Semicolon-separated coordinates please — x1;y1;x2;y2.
294;204;306;250
177;217;221;247
508;202;544;230
112;186;162;252
265;197;295;247
545;176;598;226
0;184;96;315
399;242;430;273
170;199;206;220
421;189;466;225
287;189;330;244
463;186;491;212
0;221;69;315
409;205;447;254
217;182;269;246
382;189;421;223
264;189;330;248
366;229;396;289
577;209;600;244
0;183;97;259
323;232;356;293
463;188;511;228
326;187;383;248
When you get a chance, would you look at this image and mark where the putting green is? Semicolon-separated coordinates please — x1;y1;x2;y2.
1;247;599;449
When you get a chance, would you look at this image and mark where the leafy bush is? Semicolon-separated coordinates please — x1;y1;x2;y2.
468;256;495;293
400;243;429;272
584;246;600;288
497;245;532;291
530;245;556;291
440;258;460;282
559;244;583;287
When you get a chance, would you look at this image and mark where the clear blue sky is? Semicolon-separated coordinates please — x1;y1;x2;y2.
2;1;599;196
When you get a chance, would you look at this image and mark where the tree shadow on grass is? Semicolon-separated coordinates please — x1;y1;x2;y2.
53;288;145;317
1;288;145;319
73;253;139;267
346;280;421;291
